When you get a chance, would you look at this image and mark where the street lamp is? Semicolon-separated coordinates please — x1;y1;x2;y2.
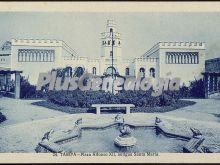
110;28;114;93
110;28;114;79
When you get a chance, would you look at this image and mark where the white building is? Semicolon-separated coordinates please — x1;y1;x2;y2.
0;20;206;86
141;41;206;84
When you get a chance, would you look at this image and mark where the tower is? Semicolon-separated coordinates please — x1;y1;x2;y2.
100;20;122;73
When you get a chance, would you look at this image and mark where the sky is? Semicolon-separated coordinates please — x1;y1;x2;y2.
0;12;220;60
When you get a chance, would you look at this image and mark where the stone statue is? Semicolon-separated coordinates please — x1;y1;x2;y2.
201;146;212;153
42;129;54;141
75;118;82;126
114;124;137;147
119;124;132;137
115;114;124;123
155;117;162;125
190;127;202;138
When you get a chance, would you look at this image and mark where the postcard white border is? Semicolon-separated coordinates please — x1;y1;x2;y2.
0;1;220;163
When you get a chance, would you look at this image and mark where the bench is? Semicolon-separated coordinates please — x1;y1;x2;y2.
91;104;135;115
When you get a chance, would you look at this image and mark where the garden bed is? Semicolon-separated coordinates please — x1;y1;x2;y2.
32;101;89;114
32;99;195;114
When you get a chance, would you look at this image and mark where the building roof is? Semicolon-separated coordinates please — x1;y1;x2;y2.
206;57;220;62
205;57;220;72
0;67;22;74
0;70;22;74
141;41;205;58
0;50;11;55
11;38;78;57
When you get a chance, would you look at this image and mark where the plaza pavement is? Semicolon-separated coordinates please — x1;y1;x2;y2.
0;96;220;153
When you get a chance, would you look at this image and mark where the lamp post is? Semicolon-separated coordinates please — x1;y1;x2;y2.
110;28;114;94
110;28;114;79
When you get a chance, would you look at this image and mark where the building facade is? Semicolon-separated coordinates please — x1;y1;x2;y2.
203;58;220;98
141;41;206;84
0;20;206;86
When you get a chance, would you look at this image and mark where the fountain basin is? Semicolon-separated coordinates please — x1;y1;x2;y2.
114;136;137;147
36;123;192;153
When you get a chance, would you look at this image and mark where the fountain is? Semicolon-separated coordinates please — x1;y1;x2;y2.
35;116;211;153
114;124;137;148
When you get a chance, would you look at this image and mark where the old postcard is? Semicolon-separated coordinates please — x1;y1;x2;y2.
0;1;220;163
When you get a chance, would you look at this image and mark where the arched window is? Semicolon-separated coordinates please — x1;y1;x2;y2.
36;51;43;61
106;66;116;75
24;52;27;62
28;51;31;61
139;67;145;77
149;68;155;78
65;67;72;77
184;55;186;64
30;52;33;62
167;54;170;63
92;67;96;75
180;54;183;64
112;40;115;45
174;54;177;63
178;53;181;64
46;52;49;62
170;55;173;64
49;52;52;62
75;67;84;77
42;52;45;61
187;54;190;64
190;54;193;63
18;51;22;61
194;55;197;64
36;52;39;61
32;52;35;62
110;51;113;57
125;68;129;76
192;55;195;64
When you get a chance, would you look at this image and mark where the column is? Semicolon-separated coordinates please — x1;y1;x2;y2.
217;76;219;92
214;75;218;91
204;74;209;99
208;75;210;97
96;106;101;115
212;75;215;92
209;74;213;93
15;72;21;99
3;74;7;90
5;74;9;91
126;106;131;114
